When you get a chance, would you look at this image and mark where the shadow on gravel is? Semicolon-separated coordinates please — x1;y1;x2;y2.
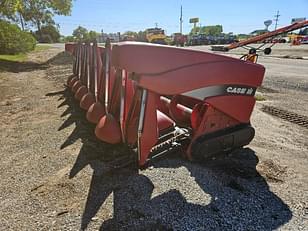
52;88;292;231
152;151;292;230
0;51;71;73
0;58;48;73
47;51;73;66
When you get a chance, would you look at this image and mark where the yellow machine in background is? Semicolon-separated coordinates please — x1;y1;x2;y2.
288;34;304;45
145;28;167;44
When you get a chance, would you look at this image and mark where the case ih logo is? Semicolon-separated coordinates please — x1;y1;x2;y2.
226;86;255;95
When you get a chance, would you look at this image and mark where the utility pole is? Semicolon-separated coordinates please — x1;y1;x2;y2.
155;22;158;28
180;5;183;34
274;10;280;30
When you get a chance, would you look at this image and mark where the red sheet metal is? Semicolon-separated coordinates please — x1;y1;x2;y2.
111;42;265;95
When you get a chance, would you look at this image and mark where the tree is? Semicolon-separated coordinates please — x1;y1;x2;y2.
123;31;137;37
88;30;99;41
34;24;60;43
190;27;200;35
190;25;223;35
60;35;75;43
202;25;223;36
0;0;25;29
0;0;21;19
0;19;36;54
237;34;250;40
0;0;72;36
72;26;89;41
137;30;147;42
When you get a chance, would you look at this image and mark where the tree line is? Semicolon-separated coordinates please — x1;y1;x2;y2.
190;25;223;35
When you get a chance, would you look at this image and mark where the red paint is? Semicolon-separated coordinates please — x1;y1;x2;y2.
68;77;78;89
65;41;266;168
95;113;122;144
86;102;106;124
74;85;88;101
71;80;82;93
80;92;95;111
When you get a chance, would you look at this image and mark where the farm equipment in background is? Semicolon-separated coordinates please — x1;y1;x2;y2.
212;19;308;54
301;36;308;44
145;27;167;45
187;34;237;46
171;33;187;46
122;35;136;41
65;41;265;169
287;34;306;45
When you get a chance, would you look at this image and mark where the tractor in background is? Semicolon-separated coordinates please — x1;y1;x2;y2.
145;27;167;45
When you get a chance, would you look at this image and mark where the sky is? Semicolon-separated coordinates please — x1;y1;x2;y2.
54;0;308;36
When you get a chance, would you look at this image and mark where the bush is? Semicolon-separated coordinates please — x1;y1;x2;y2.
0;20;36;55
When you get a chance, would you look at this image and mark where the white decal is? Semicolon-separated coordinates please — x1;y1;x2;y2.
246;88;254;95
226;86;254;95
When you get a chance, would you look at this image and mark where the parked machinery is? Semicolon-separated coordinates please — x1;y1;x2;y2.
188;34;237;46
65;41;265;169
145;27;167;45
212;20;308;54
171;33;187;46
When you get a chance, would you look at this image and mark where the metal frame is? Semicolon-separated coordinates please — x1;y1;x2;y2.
93;42;98;101
78;45;84;80
119;70;127;142
73;44;80;75
137;89;147;163
104;47;110;112
86;43;91;89
82;44;87;83
242;41;276;53
77;44;82;78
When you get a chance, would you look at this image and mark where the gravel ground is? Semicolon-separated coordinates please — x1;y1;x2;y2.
0;45;307;230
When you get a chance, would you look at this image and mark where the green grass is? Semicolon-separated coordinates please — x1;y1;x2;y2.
0;44;51;62
255;94;266;101
0;53;28;62
34;44;52;52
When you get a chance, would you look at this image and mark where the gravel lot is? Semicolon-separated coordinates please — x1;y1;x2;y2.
0;44;307;230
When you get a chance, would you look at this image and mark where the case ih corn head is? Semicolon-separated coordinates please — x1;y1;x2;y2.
65;40;265;169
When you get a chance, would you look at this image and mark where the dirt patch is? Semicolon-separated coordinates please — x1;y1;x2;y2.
258;86;279;93
261;105;308;129
257;159;288;183
31;166;74;196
